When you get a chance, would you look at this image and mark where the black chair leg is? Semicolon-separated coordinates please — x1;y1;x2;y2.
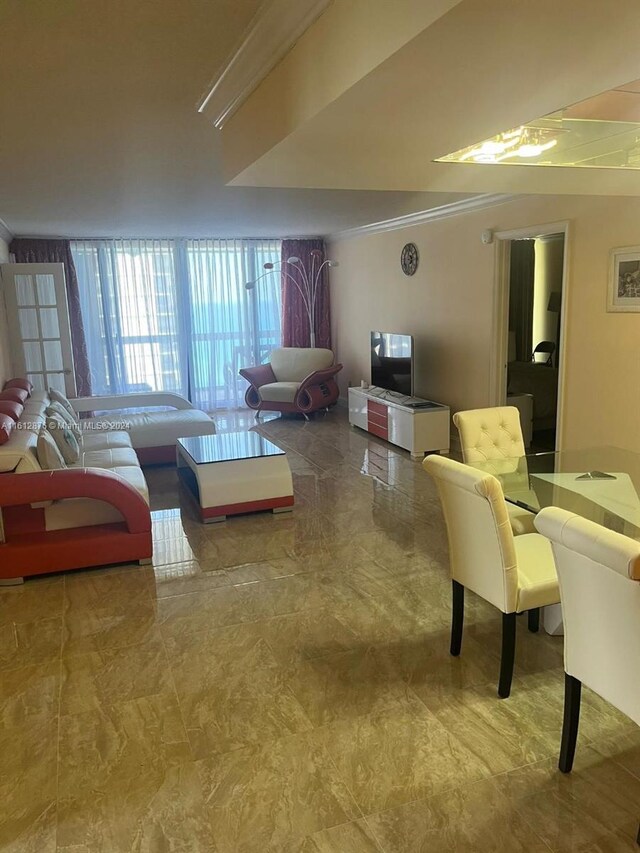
559;673;582;773
527;607;540;633
498;613;517;698
450;581;464;656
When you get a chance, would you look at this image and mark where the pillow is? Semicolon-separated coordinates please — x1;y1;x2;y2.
0;388;29;405
46;413;80;464
3;378;33;394
49;388;77;419
0;414;14;445
46;402;81;441
36;427;67;470
0;401;23;422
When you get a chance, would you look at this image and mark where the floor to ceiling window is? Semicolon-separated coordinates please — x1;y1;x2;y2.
72;238;281;410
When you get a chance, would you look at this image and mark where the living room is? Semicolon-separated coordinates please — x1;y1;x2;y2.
2;2;640;851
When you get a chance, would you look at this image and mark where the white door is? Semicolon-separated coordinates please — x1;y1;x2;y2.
0;263;77;397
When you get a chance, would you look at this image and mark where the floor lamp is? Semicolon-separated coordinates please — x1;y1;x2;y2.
246;249;338;347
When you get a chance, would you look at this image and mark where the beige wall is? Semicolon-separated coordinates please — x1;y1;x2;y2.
0;236;11;384
328;195;640;452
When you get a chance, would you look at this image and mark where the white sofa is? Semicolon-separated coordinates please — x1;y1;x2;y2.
72;391;216;464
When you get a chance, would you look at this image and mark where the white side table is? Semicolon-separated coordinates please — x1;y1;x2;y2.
177;432;294;523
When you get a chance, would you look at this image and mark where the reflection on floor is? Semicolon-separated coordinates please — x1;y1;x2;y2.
1;407;639;852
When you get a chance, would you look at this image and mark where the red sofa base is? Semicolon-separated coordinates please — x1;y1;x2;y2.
0;523;152;580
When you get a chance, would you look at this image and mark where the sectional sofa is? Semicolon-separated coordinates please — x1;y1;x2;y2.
0;381;216;582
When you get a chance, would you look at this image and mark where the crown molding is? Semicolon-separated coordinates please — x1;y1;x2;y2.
0;217;13;245
329;194;522;240
198;0;331;129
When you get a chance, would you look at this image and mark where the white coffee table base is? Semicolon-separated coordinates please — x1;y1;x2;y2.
177;444;294;523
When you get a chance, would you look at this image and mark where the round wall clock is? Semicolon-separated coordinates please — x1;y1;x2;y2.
401;242;419;276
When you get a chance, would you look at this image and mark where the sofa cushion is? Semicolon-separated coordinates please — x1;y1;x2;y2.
0;388;29;405
4;378;33;393
258;382;299;404
82;408;215;449
44;465;150;531
49;388;76;419
47;401;81;440
270;348;334;383
0;401;23;422
74;447;140;469
47;413;81;464
80;430;133;452
36;428;66;470
0;414;14;445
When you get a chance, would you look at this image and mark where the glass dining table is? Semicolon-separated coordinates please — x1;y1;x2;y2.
468;445;640;541
467;446;640;634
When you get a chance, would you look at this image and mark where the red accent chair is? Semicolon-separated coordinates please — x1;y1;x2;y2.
239;347;342;417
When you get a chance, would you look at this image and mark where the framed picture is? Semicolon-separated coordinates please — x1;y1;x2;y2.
608;246;640;312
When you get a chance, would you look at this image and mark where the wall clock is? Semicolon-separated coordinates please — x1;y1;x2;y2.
401;242;419;276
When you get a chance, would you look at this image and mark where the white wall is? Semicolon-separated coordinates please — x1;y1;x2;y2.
0;236;11;384
328;195;640;452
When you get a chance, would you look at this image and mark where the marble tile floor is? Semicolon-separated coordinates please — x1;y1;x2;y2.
1;407;639;852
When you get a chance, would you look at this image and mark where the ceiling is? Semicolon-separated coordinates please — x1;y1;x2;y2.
223;0;640;197
0;0;465;239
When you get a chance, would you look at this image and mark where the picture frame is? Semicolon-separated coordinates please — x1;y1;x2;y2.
608;246;640;312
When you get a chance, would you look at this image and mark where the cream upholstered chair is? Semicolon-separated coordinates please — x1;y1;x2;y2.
453;406;537;536
534;508;640;781
423;454;559;698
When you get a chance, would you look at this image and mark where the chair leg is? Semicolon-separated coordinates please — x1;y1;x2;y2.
498;613;517;698
450;580;464;656
527;607;540;633
559;673;582;773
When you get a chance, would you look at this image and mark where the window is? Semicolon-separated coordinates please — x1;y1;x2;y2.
72;238;281;409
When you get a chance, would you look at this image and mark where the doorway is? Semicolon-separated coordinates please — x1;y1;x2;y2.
492;224;568;452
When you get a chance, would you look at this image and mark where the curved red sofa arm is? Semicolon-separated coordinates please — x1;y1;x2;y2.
0;469;151;535
297;364;343;394
239;363;277;389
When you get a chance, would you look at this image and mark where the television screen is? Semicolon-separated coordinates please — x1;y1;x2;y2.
371;331;414;396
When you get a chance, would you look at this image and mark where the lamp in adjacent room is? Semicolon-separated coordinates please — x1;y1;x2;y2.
246;249;339;347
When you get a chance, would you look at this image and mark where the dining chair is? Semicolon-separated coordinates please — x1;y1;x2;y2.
534;508;640;782
453;406;537;535
423;454;559;698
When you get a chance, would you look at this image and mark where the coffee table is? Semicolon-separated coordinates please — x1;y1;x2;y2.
176;432;294;523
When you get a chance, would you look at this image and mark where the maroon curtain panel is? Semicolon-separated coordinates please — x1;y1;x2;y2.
9;238;92;396
281;238;332;349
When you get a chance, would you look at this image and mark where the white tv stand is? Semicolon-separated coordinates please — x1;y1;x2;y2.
348;386;450;457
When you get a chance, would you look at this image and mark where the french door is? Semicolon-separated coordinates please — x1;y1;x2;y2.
0;262;76;397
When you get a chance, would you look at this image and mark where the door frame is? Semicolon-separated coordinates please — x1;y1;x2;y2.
489;220;571;451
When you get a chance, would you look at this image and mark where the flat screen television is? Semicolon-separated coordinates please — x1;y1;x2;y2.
370;331;414;397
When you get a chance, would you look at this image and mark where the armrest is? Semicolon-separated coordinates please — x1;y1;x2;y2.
72;392;194;413
239;363;277;389
297;364;343;394
0;469;151;535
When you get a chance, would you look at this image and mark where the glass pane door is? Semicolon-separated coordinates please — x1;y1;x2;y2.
1;263;76;396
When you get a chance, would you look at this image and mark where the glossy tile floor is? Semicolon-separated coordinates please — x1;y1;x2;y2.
1;408;639;852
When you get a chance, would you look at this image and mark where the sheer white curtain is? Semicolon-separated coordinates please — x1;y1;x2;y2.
186;239;281;409
71;238;280;409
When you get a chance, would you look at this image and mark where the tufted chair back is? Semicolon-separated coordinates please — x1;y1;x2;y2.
453;406;525;464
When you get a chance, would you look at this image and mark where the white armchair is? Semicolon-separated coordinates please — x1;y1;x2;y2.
453;406;537;535
424;454;559;698
534;507;640;779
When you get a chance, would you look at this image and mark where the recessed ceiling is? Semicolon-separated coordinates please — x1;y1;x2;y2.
221;0;640;197
0;0;462;238
438;79;640;170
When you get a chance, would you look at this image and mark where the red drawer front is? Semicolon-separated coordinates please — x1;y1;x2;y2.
367;421;389;440
367;411;388;429
367;400;388;418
